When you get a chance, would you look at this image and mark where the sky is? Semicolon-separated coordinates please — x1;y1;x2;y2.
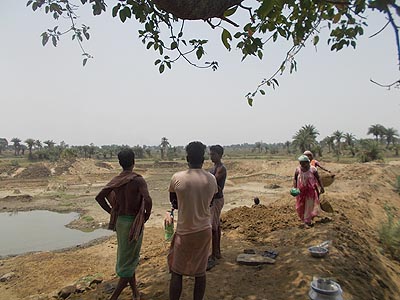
0;1;399;147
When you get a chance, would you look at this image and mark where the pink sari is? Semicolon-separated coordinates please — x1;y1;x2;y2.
295;166;320;224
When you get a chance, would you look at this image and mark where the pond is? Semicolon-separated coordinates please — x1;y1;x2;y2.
0;210;114;257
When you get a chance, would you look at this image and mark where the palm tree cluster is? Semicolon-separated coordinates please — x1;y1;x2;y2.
291;124;399;162
0;137;180;162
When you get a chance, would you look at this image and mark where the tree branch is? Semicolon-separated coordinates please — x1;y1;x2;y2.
370;78;400;89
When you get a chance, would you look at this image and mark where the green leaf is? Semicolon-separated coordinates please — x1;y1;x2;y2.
52;36;57;47
159;64;165;74
124;7;132;19
41;33;49;46
258;0;274;19
260;89;265;95
196;47;203;60
83;58;88;66
119;7;131;23
247;98;253;107
171;41;178;50
221;29;232;51
313;35;319;46
154;59;161;65
224;6;237;17
112;4;120;18
272;78;279;86
333;14;341;24
119;9;127;23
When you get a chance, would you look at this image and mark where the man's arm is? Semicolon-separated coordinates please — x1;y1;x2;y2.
214;165;227;183
95;187;113;214
138;178;153;222
316;161;331;173
170;192;178;209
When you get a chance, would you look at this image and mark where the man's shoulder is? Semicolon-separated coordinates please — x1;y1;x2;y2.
172;170;189;177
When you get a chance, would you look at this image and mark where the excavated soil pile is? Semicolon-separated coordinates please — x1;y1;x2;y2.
222;203;299;240
15;164;51;178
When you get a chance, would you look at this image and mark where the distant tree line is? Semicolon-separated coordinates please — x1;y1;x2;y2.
1;125;398;163
0;136;185;162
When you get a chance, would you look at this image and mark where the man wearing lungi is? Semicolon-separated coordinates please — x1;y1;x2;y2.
208;145;227;266
96;148;152;300
168;141;218;300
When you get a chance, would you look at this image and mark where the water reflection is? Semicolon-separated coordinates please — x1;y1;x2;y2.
0;210;114;257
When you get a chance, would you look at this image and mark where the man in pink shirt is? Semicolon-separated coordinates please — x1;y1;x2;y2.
168;141;218;300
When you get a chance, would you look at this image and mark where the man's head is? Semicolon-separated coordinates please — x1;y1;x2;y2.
118;148;135;170
186;141;206;168
303;150;313;160
209;145;224;163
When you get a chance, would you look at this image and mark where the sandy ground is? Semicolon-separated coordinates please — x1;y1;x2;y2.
1;158;400;300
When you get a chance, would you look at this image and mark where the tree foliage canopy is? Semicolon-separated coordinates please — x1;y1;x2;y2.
27;0;400;103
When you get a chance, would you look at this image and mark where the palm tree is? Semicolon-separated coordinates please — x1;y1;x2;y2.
384;127;399;148
285;141;291;154
43;140;55;148
160;137;170;159
292;124;319;153
254;141;263;153
25;138;35;159
35;140;42;150
344;133;356;156
344;133;355;147
11;137;21;156
292;130;314;153
322;136;335;153
332;130;344;155
0;138;8;155
367;124;386;142
301;124;319;141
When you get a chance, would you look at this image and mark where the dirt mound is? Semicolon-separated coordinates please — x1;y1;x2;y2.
0;164;19;176
153;161;186;168
2;194;33;202
15;164;51;178
53;160;75;176
222;202;299;241
94;161;114;170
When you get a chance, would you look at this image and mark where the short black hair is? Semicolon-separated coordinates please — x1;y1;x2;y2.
118;148;135;170
210;144;224;156
186;141;206;165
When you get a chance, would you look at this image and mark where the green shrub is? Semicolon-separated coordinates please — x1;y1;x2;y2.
358;140;383;162
82;215;94;222
10;160;19;167
379;205;400;261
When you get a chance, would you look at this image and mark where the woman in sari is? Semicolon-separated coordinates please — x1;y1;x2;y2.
293;155;324;227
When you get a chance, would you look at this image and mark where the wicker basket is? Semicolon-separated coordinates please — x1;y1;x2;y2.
321;174;335;187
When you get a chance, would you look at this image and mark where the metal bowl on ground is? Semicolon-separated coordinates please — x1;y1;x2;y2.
309;278;343;300
308;246;329;258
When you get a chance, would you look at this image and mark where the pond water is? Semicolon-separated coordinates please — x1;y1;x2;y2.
0;210;114;257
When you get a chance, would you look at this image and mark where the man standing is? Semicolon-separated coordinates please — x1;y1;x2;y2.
168;141;218;300
95;148;152;300
208;145;227;267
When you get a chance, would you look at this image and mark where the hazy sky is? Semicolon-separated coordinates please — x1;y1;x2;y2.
1;1;399;147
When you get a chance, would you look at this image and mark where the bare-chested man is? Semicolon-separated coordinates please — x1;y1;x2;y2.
96;148;152;300
208;145;227;268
